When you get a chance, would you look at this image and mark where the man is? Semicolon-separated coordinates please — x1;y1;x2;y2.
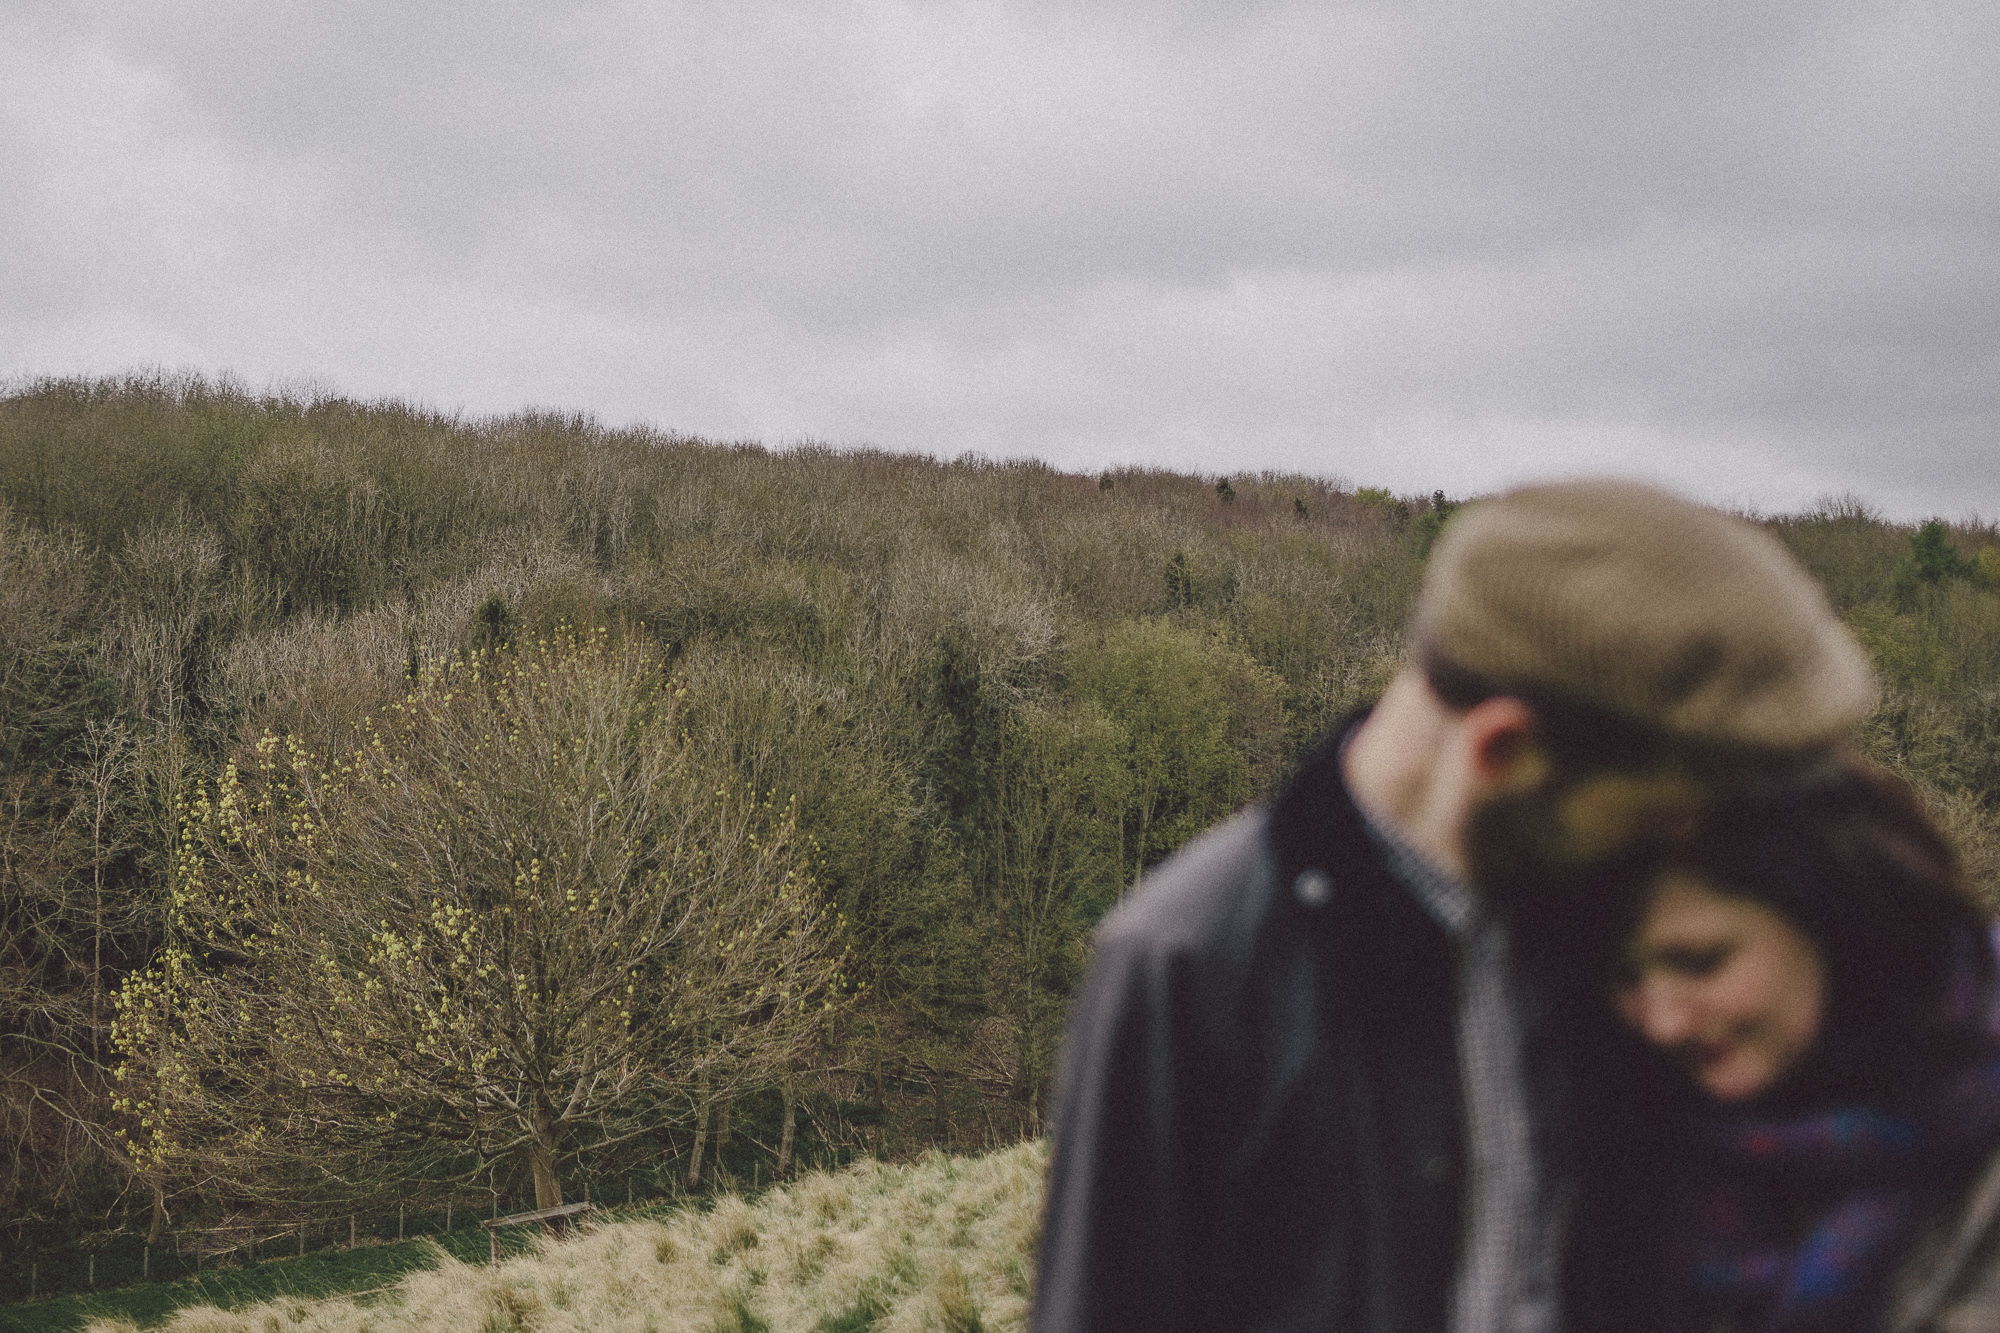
1031;481;1878;1333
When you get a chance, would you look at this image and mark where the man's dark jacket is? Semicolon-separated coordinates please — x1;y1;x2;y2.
1032;730;1474;1333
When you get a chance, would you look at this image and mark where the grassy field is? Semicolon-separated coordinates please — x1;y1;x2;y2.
8;1142;1044;1333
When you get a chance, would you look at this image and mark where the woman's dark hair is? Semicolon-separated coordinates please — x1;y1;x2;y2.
1668;759;1994;1101
1556;760;1995;1331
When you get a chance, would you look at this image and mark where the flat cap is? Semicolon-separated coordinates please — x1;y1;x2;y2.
1412;480;1878;752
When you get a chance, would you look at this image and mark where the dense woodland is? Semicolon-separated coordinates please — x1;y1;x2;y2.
3;374;1999;1266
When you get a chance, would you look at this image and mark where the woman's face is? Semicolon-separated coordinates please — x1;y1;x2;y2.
1614;870;1827;1103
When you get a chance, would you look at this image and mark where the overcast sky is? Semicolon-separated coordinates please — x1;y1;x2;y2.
5;2;1997;519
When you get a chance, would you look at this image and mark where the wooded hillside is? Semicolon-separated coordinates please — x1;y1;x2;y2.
4;373;1997;1260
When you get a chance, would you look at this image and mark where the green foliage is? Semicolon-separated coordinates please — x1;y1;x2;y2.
1407;490;1460;560
1894;519;1979;606
1913;519;1975;581
811;1282;893;1333
1354;486;1410;528
1163;550;1196;609
1847;605;1950;692
1074;619;1284;886
472;594;520;654
983;698;1131;1118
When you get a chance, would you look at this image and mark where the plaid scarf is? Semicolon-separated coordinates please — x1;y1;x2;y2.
1679;932;2000;1333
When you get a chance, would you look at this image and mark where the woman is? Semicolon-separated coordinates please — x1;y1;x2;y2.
1557;760;2000;1333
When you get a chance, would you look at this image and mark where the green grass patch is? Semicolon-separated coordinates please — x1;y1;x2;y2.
0;1228;530;1333
807;1279;891;1333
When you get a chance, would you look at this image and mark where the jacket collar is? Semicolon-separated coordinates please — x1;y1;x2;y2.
1270;709;1459;1012
1269;709;1379;892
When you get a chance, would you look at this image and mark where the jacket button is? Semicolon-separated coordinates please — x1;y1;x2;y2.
1293;869;1333;907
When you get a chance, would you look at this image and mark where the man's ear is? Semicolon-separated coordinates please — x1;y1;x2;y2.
1461;696;1547;796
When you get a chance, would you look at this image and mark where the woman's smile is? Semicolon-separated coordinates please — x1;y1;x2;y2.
1615;871;1828;1103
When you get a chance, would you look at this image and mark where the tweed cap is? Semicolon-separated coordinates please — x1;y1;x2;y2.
1412;480;1878;752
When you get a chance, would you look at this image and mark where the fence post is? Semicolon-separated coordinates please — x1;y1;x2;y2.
398;1204;405;1242
350;1215;356;1247
446;1202;452;1233
89;1254;95;1287
489;1228;498;1266
144;1245;150;1280
298;1225;305;1257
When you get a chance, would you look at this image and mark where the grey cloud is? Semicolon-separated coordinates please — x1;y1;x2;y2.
5;0;1998;518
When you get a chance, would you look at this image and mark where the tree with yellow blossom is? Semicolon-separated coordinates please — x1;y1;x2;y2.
113;628;845;1211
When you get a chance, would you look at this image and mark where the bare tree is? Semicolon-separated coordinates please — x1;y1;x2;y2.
67;721;139;1062
986;699;1128;1131
0;506;116;1215
98;513;223;737
113;629;846;1211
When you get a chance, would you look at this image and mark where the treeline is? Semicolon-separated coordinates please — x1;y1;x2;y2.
3;373;1998;1255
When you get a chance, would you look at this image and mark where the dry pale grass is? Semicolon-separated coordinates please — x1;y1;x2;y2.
90;1141;1046;1333
1920;781;2000;911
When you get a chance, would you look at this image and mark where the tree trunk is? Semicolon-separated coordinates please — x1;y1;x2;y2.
92;885;103;1062
1133;797;1153;893
686;1086;710;1192
934;1068;948;1147
529;1100;565;1231
776;1075;797;1179
147;1185;168;1248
